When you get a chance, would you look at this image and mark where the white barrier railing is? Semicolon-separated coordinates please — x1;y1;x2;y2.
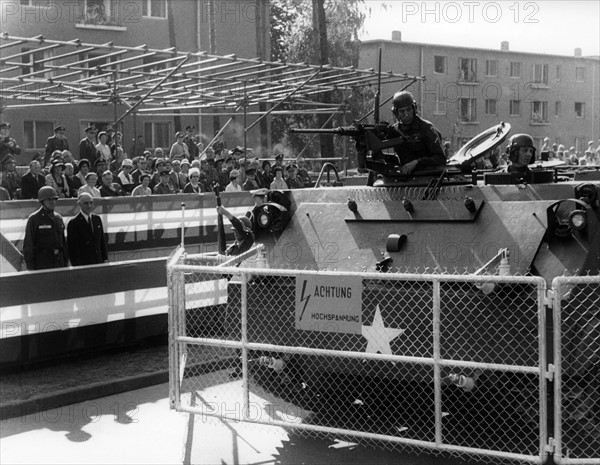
167;258;600;464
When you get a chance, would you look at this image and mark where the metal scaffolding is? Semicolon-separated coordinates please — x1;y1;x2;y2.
0;33;423;118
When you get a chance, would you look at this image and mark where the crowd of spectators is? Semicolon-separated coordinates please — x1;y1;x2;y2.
0;122;314;200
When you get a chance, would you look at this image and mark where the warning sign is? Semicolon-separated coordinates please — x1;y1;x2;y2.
295;275;362;334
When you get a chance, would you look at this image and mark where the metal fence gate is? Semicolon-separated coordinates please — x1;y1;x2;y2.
552;276;600;465
167;248;600;464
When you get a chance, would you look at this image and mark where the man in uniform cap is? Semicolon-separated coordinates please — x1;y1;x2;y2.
1;154;21;199
23;186;68;270
183;126;199;160
274;153;284;167
79;126;99;166
285;163;302;189
67;192;108;266
44;125;69;167
0;122;21;161
153;169;174;195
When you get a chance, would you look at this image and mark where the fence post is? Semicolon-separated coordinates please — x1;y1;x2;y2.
432;279;443;446
241;270;250;420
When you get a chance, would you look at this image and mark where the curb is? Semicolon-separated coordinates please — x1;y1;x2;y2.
0;370;169;421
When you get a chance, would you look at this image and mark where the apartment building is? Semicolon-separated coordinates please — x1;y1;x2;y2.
360;33;599;153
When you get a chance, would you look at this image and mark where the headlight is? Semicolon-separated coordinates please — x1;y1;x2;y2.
568;210;587;231
256;208;272;229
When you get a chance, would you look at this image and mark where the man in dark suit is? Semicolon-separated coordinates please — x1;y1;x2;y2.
78;126;99;166
44;125;69;167
67;192;108;266
20;160;46;199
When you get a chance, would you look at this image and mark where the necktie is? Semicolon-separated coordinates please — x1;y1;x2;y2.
88;216;93;232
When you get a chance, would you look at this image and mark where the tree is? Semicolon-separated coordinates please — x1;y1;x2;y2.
269;0;374;166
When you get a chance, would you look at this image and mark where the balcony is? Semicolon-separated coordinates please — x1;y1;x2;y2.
75;4;126;31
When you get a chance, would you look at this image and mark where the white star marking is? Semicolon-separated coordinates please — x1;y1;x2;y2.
361;304;404;355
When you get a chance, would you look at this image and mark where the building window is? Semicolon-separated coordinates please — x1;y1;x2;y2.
433;96;446;115
574;102;585;118
458;58;477;82
459;98;477;122
485;60;498;77
485;99;497;115
532;64;548;85
575;67;585;82
24;121;54;149
555;101;561;118
144;122;171;149
142;0;166;18
510;100;521;116
510;62;521;78
21;47;49;77
531;101;547;123
555;65;561;81
79;0;120;26
78;52;117;82
433;56;446;74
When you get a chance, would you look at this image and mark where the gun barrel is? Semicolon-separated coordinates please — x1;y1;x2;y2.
290;126;361;136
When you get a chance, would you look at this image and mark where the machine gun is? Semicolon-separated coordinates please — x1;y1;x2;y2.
289;123;413;178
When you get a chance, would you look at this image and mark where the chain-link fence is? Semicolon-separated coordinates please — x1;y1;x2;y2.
553;276;600;465
168;248;570;464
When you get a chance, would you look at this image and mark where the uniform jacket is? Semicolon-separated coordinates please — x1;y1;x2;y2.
183;136;199;159
225;216;254;256
388;116;446;168
23;207;68;270
67;212;108;266
79;138;98;166
44;136;69;166
21;171;46;199
1;170;22;199
0;137;21;160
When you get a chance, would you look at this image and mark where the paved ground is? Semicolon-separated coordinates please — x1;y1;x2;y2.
1;378;489;465
0;345;535;465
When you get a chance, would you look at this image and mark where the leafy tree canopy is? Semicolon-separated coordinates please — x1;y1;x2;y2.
269;0;376;165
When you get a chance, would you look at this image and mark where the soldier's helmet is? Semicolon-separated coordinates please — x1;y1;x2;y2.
391;90;418;116
507;134;536;163
38;186;59;202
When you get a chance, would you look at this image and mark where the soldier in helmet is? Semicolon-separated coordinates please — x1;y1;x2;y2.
504;133;536;182
216;205;254;256
22;186;68;270
386;90;446;175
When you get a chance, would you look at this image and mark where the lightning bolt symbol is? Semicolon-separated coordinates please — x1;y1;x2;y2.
298;279;311;321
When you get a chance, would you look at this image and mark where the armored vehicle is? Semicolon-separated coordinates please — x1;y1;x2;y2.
186;122;600;458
